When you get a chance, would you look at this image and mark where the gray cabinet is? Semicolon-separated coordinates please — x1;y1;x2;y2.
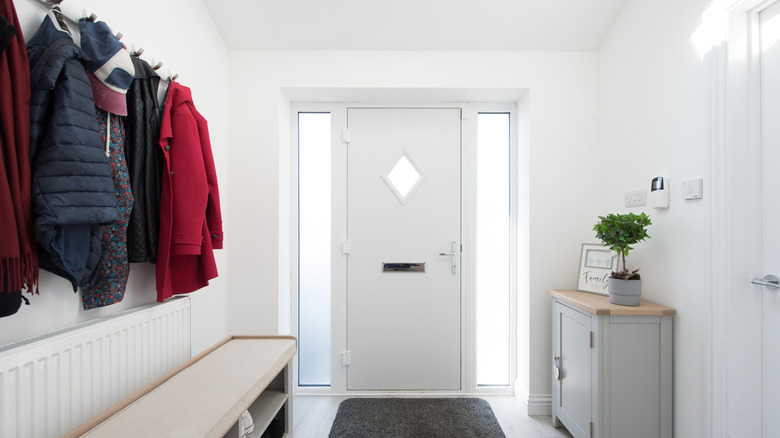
549;290;674;438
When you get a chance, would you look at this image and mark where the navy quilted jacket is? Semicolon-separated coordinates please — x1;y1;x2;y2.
27;16;117;291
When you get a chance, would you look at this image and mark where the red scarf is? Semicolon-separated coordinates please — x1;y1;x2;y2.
0;0;38;294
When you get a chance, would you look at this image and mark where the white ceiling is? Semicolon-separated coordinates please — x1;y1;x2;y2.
202;0;629;52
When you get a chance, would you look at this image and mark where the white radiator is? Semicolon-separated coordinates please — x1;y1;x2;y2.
0;297;191;438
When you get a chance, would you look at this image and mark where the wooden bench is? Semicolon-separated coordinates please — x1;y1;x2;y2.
64;336;297;437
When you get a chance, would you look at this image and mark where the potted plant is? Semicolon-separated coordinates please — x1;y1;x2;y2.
592;212;652;306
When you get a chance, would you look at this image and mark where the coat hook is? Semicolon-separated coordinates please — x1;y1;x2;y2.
115;31;123;40
86;12;97;22
133;47;144;57
153;61;163;70
171;73;179;81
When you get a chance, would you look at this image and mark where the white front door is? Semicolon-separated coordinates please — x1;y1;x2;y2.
345;107;461;390
759;4;780;433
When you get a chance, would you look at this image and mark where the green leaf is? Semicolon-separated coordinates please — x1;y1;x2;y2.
592;212;652;268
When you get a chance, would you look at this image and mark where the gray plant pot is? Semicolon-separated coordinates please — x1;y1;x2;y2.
608;278;642;306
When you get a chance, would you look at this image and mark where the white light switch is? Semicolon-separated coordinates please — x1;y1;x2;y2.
625;189;647;207
683;178;703;200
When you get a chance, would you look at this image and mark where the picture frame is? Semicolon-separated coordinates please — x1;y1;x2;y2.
576;243;618;295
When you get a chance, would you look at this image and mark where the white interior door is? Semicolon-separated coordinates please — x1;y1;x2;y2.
760;4;780;434
346;107;461;390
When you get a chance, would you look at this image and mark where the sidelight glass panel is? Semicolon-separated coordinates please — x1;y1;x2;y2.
476;113;511;386
298;112;331;386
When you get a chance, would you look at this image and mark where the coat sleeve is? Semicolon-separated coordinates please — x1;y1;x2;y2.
168;103;208;256
194;111;223;249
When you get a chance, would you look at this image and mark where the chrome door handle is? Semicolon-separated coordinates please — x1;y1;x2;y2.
439;241;457;275
751;274;780;289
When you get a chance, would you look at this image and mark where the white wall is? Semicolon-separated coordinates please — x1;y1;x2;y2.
226;50;602;403
2;2;717;429
0;0;230;355
598;0;712;435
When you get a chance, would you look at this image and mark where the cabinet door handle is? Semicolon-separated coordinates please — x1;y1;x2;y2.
553;356;561;380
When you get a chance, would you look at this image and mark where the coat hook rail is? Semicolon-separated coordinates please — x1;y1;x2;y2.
38;0;94;23
36;0;179;81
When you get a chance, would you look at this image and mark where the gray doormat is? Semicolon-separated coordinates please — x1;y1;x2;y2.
328;398;506;437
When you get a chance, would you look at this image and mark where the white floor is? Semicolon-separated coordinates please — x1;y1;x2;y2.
292;395;574;438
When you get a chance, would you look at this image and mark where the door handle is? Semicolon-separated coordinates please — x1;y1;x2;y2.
439;241;457;275
751;274;780;289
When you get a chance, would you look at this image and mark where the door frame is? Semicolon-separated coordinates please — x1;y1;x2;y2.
709;0;774;435
291;101;518;395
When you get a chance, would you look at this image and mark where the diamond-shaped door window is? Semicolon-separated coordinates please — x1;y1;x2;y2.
382;153;425;205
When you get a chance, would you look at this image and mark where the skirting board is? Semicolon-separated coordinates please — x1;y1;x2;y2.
515;386;552;416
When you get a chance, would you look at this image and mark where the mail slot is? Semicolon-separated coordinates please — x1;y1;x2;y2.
383;262;425;272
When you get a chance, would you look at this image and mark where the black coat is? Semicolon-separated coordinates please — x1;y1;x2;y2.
124;57;162;263
27;16;117;290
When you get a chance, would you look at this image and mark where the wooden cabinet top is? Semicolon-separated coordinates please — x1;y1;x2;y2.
66;336;297;438
548;289;676;316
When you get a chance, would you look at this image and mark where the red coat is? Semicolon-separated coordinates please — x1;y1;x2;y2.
156;82;223;302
